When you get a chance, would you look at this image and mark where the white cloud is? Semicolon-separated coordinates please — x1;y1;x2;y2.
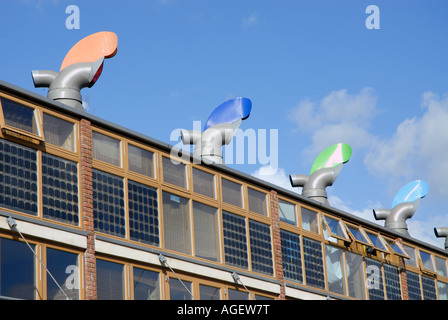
365;92;448;197
289;88;378;162
251;165;299;194
242;12;260;27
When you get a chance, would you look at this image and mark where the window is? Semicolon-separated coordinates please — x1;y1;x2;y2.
193;168;215;198
384;238;408;259
221;178;242;208
128;180;159;246
96;259;124;300
402;244;417;267
222;211;248;269
301;207;319;233
193;201;219;262
419;250;435;273
0;97;41;136
406;271;422;300
325;245;346;295
0;139;38;216
162;157;187;189
163;192;191;255
92;169;126;238
128;144;154;178
133;267;160;300
435;256;447;277
279;199;296;225
247;188;267;216
345;251;366;299
0;238;36;300
42;153;79;226
228;289;249;300
345;223;371;245
92;131;121;166
169;278;193;300
322;215;349;242
365;258;385;300
249;219;273;275
303;237;325;289
280;229;303;283
383;264;401;300
46;248;79;300
365;231;389;253
199;284;221;300
421;276;437;300
438;281;448;300
43;113;75;151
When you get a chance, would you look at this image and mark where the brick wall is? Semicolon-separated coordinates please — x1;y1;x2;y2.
270;190;286;300
80;119;97;300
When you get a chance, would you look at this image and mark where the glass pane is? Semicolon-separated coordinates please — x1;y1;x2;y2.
128;144;154;178
420;251;435;272
1;97;39;135
406;271;422;300
169;278;193;300
128;180;159;246
163;192;191;254
249;220;273;275
279;199;296;225
193;168;215;198
325;245;346;295
402;244;417;266
386;239;407;257
193;201;219;262
133;267;160;300
365;258;385;300
199;284;221;300
345;251;365;299
303;237;325;289
435;256;447;277
222;211;248;269
228;289;249;300
221;178;242;208
247;188;267;216
46;248;79;300
92;131;121;166
366;232;388;252
0;238;36;299
43;113;74;151
280;229;303;283
163;157;187;188
323;216;348;240
384;264;401;300
346;225;370;244
92;169;126;238
438;281;448;300
301;207;318;233
96;259;124;300
0;139;38;216
42;153;79;226
421;276;437;300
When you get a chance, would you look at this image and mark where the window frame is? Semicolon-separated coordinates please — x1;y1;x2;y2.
277;197;298;226
344;222;373;246
364;230;390;254
191;166;217;200
161;155;189;191
321;214;350;242
246;185;269;217
0;94;45;144
418;249;437;276
126;142;157;180
91;128;123;169
383;237;409;259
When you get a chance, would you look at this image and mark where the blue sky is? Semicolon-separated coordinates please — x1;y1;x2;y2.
2;0;448;248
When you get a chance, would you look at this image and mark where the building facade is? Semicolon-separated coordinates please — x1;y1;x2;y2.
0;80;447;300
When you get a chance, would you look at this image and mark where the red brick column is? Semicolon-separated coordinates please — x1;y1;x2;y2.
270;190;286;300
396;238;409;300
80;119;97;300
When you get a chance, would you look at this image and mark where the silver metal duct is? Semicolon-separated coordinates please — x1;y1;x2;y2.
180;120;240;164
373;199;421;237
289;164;342;205
434;227;448;251
32;58;104;110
